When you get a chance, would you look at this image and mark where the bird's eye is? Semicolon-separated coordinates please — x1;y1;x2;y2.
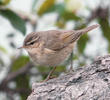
26;36;39;46
26;41;35;46
30;42;34;45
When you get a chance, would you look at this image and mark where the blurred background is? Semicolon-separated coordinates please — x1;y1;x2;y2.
0;0;110;99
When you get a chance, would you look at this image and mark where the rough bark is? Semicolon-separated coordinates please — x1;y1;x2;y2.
27;55;110;100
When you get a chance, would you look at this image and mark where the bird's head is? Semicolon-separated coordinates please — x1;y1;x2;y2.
18;32;40;52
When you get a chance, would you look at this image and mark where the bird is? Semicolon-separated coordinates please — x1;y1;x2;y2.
19;24;99;81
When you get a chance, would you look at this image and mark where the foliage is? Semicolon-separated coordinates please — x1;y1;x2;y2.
0;0;10;5
0;0;110;100
0;9;26;35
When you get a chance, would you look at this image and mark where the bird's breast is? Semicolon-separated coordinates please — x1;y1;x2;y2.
28;43;74;67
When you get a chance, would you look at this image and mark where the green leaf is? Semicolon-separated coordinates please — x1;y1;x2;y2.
0;58;4;66
37;0;55;16
16;75;30;100
62;11;81;21
10;42;16;48
0;9;26;35
37;66;51;79
98;18;110;40
46;3;65;14
11;56;29;71
11;56;30;99
7;33;15;38
0;0;10;5
98;18;110;52
55;65;66;72
77;34;89;54
46;3;80;21
0;46;7;53
55;19;66;28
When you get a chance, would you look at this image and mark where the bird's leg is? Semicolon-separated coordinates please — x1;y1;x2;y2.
43;66;57;82
69;52;74;72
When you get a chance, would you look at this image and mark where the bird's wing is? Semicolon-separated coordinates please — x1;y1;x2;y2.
42;24;99;51
41;30;77;51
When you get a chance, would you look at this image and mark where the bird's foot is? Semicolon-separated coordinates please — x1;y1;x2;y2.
41;66;57;82
67;65;74;73
42;76;56;82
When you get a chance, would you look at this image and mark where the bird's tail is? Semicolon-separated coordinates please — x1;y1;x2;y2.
77;24;99;34
71;24;99;42
61;24;99;45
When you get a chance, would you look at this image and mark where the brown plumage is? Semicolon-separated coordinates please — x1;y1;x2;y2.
19;24;99;81
21;24;99;67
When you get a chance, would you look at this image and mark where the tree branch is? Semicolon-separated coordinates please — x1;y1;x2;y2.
0;62;33;92
27;55;110;100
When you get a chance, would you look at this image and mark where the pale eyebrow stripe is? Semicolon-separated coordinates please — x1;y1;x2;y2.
26;37;39;45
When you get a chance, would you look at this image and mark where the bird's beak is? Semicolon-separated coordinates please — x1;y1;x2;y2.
17;46;23;49
17;46;27;49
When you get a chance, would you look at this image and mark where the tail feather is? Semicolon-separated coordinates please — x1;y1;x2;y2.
71;24;99;42
61;24;99;44
77;24;99;34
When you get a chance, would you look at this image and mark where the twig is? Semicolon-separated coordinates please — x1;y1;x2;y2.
0;62;33;90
